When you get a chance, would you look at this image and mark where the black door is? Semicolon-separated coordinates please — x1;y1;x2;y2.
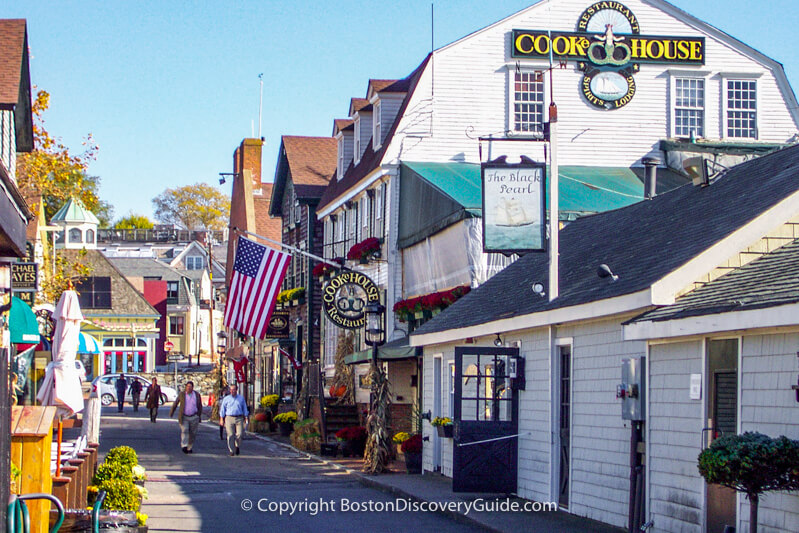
453;347;519;493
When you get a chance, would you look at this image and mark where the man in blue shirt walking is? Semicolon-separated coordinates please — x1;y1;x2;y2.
219;383;249;456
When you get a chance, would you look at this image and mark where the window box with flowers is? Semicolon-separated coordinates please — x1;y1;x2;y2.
347;237;382;264
335;426;368;457
393;285;471;323
432;417;454;438
277;287;306;307
312;259;342;282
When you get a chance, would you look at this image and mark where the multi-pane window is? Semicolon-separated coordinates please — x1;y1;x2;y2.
374;184;385;239
349;204;359;244
75;276;111;309
361;196;370;238
373;100;382;148
513;71;544;133
166;281;179;303
726;80;757;139
354;117;361;164
674;78;704;137
337;136;345;179
169;315;184;335
185;256;203;270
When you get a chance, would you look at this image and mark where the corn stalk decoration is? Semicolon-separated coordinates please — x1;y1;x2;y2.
363;361;392;474
331;332;355;405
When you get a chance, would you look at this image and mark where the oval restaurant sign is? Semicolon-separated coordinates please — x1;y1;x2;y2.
512;2;705;110
322;271;380;330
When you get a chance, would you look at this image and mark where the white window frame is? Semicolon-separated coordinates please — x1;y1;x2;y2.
508;67;546;135
353;116;361;165
185;256;204;270
361;195;370;237
672;77;706;139
723;74;760;140
373;99;382;149
336;134;345;179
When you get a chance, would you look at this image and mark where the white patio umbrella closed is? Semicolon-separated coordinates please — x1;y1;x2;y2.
37;290;85;415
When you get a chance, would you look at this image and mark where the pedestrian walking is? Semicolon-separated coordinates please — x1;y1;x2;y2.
144;377;162;423
170;381;202;453
219;383;249;456
129;378;143;412
115;374;128;413
218;384;230;440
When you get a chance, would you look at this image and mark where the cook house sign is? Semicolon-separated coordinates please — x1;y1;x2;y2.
512;2;705;109
322;271;380;330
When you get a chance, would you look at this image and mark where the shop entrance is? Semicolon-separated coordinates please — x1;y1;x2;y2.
452;346;519;493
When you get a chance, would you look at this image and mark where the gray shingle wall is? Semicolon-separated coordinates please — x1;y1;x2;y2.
554;317;645;528
739;333;799;533
648;340;704;533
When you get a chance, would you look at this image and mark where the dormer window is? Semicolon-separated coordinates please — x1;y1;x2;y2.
186;256;204;270
373;100;382;149
353;117;361;165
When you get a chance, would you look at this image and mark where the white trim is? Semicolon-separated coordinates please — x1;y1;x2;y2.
411;290;652;346
721;75;759;140
623;302;799;340
700;336;707;532
651;189;799;305
316;165;396;218
506;66;548;136
670;75;707;139
373;99;382;150
353;116;361;165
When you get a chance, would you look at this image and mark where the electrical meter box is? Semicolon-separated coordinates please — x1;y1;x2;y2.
619;357;645;421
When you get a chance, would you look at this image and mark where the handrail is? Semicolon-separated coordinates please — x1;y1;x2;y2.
456;432;529;447
8;493;65;533
92;490;107;533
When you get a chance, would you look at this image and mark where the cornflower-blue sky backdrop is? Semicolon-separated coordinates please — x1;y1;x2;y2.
6;1;799;222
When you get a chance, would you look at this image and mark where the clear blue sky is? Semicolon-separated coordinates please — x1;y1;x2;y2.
6;1;799;222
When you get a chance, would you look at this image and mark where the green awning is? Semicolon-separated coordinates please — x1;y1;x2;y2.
399;161;689;248
344;337;421;365
9;296;40;344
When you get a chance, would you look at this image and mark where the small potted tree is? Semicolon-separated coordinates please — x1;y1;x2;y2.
698;432;799;533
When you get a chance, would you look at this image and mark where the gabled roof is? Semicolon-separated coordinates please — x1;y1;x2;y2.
109;257;195;307
333;119;354;136
367;79;399;99
349;98;370;116
317;54;431;212
51;197;100;225
0;19;33;152
628;238;799;323
0;19;26;105
412;143;799;339
271;136;337;210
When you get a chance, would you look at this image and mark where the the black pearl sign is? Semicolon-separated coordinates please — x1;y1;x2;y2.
322;271;380;329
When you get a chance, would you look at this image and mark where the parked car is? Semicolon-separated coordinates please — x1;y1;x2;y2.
91;374;178;407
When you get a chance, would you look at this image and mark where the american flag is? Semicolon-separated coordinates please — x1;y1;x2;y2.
224;236;291;339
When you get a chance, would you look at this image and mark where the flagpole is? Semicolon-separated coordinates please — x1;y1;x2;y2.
232;227;346;269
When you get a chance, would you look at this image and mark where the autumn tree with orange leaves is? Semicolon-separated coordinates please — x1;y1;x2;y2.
17;89;113;226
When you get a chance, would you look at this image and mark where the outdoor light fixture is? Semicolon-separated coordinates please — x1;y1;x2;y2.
597;264;619;282
216;330;227;356
494;333;503;347
364;301;386;348
218;172;240;185
532;282;546;297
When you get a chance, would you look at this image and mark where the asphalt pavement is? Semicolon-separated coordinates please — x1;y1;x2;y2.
96;405;485;533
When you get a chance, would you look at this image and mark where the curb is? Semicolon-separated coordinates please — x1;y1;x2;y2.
241;430;497;533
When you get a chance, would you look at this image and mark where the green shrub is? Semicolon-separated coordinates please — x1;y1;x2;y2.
105;446;138;469
93;461;133;485
98;478;140;511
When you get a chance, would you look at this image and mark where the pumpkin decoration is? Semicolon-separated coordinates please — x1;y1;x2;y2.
254;412;269;422
329;384;346;397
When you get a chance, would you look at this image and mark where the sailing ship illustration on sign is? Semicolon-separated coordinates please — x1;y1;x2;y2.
495;197;536;227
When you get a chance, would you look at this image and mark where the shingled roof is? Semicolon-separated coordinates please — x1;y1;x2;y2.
412;143;799;338
627;238;799;323
283;136;337;197
0;19;33;152
318;54;430;212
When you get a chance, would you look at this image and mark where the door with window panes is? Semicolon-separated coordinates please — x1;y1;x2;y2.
453;346;519;493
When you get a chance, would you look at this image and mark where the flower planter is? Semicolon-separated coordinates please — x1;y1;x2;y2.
278;422;293;436
436;425;454;438
404;452;422;474
320;443;338;457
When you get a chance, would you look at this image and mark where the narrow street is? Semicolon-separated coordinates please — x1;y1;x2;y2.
96;404;485;533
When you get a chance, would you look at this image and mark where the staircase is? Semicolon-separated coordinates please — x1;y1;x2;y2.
324;399;360;441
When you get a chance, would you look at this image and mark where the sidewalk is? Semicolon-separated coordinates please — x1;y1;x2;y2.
246;429;624;533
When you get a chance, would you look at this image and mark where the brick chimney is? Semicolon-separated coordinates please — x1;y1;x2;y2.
233;138;264;195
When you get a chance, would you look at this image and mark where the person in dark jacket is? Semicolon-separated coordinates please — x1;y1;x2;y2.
115;374;128;413
144;377;162;423
129;378;143;412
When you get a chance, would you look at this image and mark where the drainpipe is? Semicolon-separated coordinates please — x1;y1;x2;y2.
642;157;660;199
